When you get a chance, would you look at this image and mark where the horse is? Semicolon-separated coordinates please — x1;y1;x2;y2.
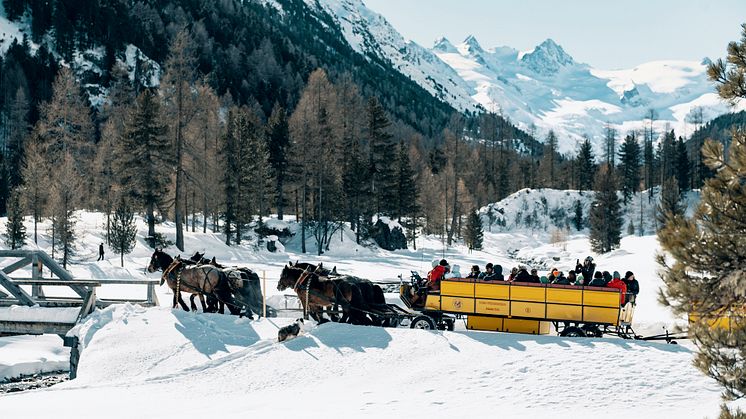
278;262;368;324
189;252;276;319
147;249;236;313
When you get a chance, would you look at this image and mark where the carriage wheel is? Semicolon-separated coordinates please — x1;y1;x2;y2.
560;326;586;337
581;324;602;338
444;319;455;331
410;315;436;330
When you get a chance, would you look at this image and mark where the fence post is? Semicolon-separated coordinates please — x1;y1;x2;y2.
262;270;266;318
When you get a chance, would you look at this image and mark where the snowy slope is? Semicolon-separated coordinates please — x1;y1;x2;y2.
289;0;740;153
433;36;741;153
0;306;722;418
275;0;479;112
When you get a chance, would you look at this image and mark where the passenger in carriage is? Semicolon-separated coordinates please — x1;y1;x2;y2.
623;271;640;305
606;273;628;305
575;256;596;281
467;265;481;279
478;263;493;279
445;264;461;279
508;267;519;281
588;271;606;287
574;273;585;286
427;259;449;291
512;266;537;283
550;270;571;285
566;271;578;285
530;269;540;283
602;271;612;286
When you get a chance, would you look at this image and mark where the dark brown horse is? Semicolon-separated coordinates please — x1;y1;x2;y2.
190;252;276;319
278;262;369;324
147;249;236;313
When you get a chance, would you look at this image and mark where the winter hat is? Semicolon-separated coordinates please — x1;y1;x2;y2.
439;259;449;267
431;260;439;268
540;276;548;284
494;264;503;275
486;263;494;269
594;271;603;279
625;271;634;280
613;271;621;280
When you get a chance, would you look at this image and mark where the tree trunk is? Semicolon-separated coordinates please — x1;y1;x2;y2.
277;174;284;220
191;190;196;232
121;251;124;267
174;81;185;251
301;181;307;254
147;201;156;248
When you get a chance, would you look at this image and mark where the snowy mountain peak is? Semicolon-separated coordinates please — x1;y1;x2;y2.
433;37;457;53
520;38;576;75
461;34;484;54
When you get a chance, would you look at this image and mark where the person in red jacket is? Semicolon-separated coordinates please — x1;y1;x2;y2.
606;274;628;305
427;259;449;291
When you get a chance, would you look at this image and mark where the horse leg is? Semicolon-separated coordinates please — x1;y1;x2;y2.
176;292;190;311
189;294;199;311
198;294;208;312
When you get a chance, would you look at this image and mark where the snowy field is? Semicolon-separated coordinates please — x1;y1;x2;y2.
0;194;724;417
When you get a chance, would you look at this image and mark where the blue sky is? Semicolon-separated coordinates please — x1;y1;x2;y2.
364;0;746;69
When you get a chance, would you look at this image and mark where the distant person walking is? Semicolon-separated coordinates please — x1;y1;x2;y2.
97;243;105;261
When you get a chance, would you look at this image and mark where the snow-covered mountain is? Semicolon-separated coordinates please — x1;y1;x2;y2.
291;0;739;153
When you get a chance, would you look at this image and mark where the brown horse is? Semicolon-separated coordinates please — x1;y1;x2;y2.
278;262;368;324
147;250;236;313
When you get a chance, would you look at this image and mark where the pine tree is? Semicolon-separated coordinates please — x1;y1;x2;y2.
267;103;290;220
116;89;171;248
395;140;418;222
4;188;26;249
659;131;746;414
656;176;684;227
464;209;483;251
161;28;197;252
617;132;641;204
577;137;596;192
675;137;691;193
589;164;622;253
604;124;617;168
110;196;138;267
572;199;583;231
660;26;746;417
367;96;397;215
539;130;559;188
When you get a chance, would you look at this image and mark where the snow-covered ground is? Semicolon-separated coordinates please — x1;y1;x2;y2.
0;189;724;417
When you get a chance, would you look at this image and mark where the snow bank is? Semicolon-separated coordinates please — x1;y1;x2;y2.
0;335;69;380
0;307;721;418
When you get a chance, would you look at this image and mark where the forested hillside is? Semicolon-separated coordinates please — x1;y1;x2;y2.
0;0;727;262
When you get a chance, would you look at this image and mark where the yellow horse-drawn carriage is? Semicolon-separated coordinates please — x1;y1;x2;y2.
401;274;635;338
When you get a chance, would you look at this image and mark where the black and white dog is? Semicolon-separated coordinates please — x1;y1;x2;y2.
278;318;304;342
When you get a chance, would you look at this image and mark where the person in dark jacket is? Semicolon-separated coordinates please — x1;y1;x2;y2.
467;265;481;279
508;267;518;281
530;268;540;283
512;266;535;283
491;264;505;281
567;271;578;284
602;271;612;286
479;263;493;279
623;271;640;304
575;256;596;282
551;271;571;285
588;271;606;287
